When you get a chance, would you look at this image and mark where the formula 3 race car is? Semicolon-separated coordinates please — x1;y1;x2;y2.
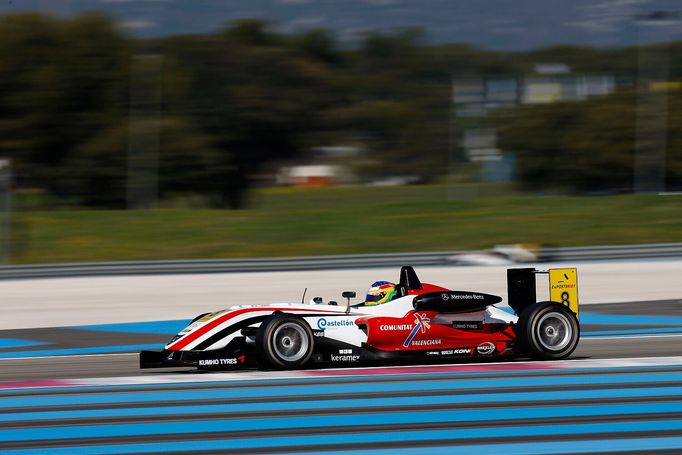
140;266;580;371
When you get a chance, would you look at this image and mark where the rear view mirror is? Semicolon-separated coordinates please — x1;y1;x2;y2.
342;291;356;314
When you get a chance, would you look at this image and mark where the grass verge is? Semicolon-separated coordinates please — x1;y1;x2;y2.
7;185;682;264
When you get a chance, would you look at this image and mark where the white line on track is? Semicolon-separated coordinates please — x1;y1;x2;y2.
0;353;138;361
582;334;682;340
2;355;681;390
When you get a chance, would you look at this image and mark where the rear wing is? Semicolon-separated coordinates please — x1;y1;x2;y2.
507;268;579;318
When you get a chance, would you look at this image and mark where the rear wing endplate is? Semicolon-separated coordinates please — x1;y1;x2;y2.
507;268;579;318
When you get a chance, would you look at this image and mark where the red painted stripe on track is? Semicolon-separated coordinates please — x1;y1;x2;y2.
303;362;559;376
168;307;346;350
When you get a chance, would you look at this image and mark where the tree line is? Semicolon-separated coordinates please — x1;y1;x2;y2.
0;12;680;208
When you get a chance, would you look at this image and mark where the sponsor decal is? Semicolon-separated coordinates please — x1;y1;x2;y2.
198;358;238;366
441;348;472;355
445;293;484;300
331;354;360;362
477;341;496;355
317;318;355;330
313;330;325;338
411;339;442;346
453;322;481;330
442;293;450;301
426;351;440;356
551;284;576;289
339;349;354;354
380;324;412;331
403;313;432;347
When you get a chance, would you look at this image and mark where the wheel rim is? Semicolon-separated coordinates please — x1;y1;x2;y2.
272;322;309;362
536;312;572;351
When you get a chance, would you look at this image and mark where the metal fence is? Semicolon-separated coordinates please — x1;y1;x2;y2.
0;243;680;280
543;243;682;261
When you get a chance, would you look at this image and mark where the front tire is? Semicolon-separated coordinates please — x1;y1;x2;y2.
516;301;580;360
256;314;314;369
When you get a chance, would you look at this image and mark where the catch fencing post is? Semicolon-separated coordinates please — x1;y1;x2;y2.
0;159;11;264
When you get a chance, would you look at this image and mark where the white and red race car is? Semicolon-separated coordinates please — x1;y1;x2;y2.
140;266;580;370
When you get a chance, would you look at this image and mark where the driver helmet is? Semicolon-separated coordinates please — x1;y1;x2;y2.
365;281;397;306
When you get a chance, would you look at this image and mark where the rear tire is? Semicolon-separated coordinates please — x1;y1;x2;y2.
256;314;314;370
516;301;579;360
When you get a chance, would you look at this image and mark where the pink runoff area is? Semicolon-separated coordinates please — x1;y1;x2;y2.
304;362;559;376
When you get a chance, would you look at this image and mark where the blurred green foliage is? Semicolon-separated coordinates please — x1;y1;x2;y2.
0;13;680;209
497;89;682;192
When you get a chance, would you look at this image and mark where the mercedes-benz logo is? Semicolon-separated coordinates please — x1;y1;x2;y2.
442;293;449;301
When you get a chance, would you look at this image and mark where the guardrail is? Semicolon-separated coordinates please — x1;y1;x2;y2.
544;243;682;261
0;242;680;280
0;252;457;280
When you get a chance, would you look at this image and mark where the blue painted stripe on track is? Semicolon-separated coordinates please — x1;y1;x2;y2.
3;310;679;359
2;363;681;396
3;420;682;455
2;385;681;423
61;312;682;336
3;310;676;361
68;320;189;335
580;312;682;326
304;436;682;455
1;308;680;362
2;402;682;442
583;327;682;336
0;339;48;349
2;370;680;409
0;344;161;359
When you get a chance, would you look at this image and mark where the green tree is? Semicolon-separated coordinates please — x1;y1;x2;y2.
323;28;450;181
167;20;339;208
70;117;220;207
498;91;641;193
0;13;129;196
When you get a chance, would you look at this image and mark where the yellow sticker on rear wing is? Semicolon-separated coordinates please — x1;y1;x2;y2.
549;268;579;317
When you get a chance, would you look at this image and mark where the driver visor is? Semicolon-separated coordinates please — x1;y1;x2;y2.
365;292;386;303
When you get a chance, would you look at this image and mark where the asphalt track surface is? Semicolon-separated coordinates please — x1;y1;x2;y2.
1;300;681;454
